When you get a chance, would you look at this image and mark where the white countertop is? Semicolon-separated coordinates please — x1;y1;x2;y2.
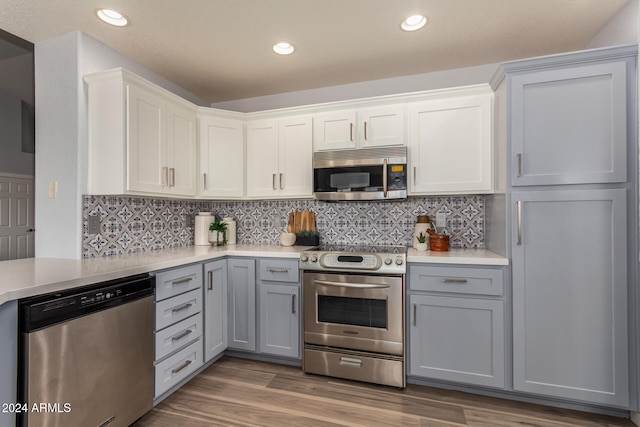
407;248;509;266
0;245;508;305
0;244;309;305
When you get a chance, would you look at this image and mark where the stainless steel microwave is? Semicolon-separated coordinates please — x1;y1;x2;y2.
313;146;407;201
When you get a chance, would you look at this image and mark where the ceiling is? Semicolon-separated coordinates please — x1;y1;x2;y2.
0;0;632;103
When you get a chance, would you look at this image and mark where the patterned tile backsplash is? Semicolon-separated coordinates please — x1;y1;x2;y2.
82;195;485;258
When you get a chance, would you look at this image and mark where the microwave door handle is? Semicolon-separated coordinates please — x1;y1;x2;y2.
314;280;391;289
382;158;388;198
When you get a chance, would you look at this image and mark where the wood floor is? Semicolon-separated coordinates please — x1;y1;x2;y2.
134;357;636;427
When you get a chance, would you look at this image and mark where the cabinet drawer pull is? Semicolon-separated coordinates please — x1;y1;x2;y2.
413;166;416;185
516;153;522;177
171;329;193;342
413;303;417;326
350;123;353;141
171;359;192;374
364;121;368;140
442;278;468;284
172;277;192;286
517;200;523;245
339;357;362;368
171;303;193;314
207;270;213;290
203;173;207;190
162;167;169;186
267;268;288;273
279;173;283;190
292;294;296;314
170;168;176;187
272;173;277;190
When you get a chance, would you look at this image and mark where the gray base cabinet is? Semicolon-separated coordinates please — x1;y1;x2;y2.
154;264;204;398
258;259;300;358
410;295;504;388
259;284;299;358
408;265;506;389
227;258;256;351
511;189;628;407
203;259;228;362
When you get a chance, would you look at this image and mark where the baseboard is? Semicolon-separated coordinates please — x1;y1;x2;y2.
407;375;630;419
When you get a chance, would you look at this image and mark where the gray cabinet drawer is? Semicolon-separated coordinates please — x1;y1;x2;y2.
154;339;202;398
258;259;299;283
155;288;202;331
155;313;202;361
155;264;202;301
409;265;503;296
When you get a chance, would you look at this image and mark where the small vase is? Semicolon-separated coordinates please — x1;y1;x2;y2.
208;230;226;246
415;242;428;251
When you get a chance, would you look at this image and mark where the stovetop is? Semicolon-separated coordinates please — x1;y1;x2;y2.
299;245;407;275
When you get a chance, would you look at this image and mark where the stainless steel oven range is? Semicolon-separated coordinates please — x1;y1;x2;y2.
299;245;406;388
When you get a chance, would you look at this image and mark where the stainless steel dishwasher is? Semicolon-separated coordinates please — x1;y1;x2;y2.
18;273;155;427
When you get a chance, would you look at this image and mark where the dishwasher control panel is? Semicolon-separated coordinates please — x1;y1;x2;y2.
19;273;154;332
80;287;123;306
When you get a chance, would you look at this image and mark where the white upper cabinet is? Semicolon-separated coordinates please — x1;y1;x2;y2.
408;86;493;195
314;104;404;151
198;111;244;199
246;115;312;199
86;68;197;198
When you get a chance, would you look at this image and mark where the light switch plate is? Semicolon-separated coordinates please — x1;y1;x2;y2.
435;212;446;228
88;216;101;234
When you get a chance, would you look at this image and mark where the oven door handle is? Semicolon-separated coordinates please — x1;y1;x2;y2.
314;280;391;289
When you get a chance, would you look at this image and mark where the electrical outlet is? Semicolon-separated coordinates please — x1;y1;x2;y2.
87;216;101;234
186;214;194;228
435;212;447;228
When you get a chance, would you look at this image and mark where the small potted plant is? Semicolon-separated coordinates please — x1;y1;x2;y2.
208;219;227;246
415;232;428;251
296;230;319;246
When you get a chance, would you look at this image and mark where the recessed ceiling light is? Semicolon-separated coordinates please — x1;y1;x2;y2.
273;42;295;55
95;8;129;27
401;15;427;32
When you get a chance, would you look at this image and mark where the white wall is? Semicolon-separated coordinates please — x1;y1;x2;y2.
210;63;500;112
586;0;639;48
34;31;209;259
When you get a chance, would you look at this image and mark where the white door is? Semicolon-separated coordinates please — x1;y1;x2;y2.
408;92;493;194
313;111;357;151
278;116;313;198
0;175;34;260
360;104;405;148
166;102;197;196
246;120;279;199
126;84;166;194
198;115;244;198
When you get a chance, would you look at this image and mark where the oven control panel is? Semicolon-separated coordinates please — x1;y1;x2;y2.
299;252;406;274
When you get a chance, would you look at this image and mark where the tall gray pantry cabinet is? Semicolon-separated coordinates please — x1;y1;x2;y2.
501;45;638;408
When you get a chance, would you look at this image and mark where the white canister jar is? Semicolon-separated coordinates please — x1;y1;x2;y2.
413;215;432;250
194;212;213;246
222;217;236;245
